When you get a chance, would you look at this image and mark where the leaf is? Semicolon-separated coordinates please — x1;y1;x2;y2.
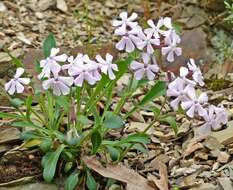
120;133;150;145
6;51;23;67
83;156;154;190
91;130;102;154
138;81;166;107
86;170;97;190
106;146;120;162
0;112;23;119
125;81;166;118
55;96;69;112
43;33;56;58
160;115;178;134
40;139;52;152
43;144;65;182
65;171;79;190
23;139;42;148
12;121;48;133
148;162;169;190
103;111;124;129
10;98;24;108
26;96;33;119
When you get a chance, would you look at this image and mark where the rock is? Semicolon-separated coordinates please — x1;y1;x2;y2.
17;33;31;45
56;0;68;13
0;182;58;190
0;2;7;12
190;183;218;190
203;136;223;150
217;151;230;164
218;177;233;190
37;0;54;11
35;12;44;19
0;128;20;144
211;121;233;145
163;28;211;75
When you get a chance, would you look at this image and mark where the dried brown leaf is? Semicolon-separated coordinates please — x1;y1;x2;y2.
148;161;169;190
83;156;154;190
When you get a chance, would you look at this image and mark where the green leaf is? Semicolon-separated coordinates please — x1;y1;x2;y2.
86;170;97;190
6;51;23;67
26;96;33;119
125;81;166;118
103;111;124;129
43;33;56;58
10;98;24;108
0;112;23;119
120;133;150;145
40;139;52;152
106;146;120;162
64;162;73;173
131;143;148;155
91;130;102;154
160;115;178;134
12;121;48;133
65;171;79;190
20;130;43;140
138;81;166;107
43;144;65;182
55;96;69;112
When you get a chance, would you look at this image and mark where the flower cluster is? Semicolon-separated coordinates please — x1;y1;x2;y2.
113;12;182;62
167;59;228;135
5;48;118;96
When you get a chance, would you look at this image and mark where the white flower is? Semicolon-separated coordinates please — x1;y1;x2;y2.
196;105;228;136
5;68;30;95
136;31;160;54
130;53;159;80
167;77;194;110
113;12;138;34
187;59;204;86
163;29;181;45
145;17;172;38
38;48;67;79
181;91;208;118
95;53;118;80
115;36;136;53
179;67;196;86
42;74;73;96
68;55;100;87
162;40;182;62
62;54;85;75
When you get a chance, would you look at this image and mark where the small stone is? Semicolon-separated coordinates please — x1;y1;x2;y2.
38;0;54;11
56;0;68;13
17;32;32;45
217;151;230;164
0;2;7;12
35;12;44;19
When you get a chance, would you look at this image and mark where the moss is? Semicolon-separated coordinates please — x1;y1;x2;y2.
205;78;231;91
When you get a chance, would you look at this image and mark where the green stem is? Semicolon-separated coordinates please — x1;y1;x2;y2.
114;76;134;114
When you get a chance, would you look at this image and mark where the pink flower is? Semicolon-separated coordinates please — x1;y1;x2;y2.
187;59;204;86
179;67;196;86
136;31;160;54
42;74;73;96
181;92;208;118
162;40;182;62
95;53;118;80
196;105;228;136
130;53;159;80
68;55;100;87
145;17;172;38
5;67;30;95
113;12;138;34
62;54;85;75
38;48;67;79
167;77;194;110
163;29;181;45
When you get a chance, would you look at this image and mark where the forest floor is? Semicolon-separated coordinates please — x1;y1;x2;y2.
0;0;233;189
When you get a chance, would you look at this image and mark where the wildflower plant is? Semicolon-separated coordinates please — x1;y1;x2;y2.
0;12;228;190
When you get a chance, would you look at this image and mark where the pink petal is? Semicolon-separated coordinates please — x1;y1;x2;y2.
134;68;145;80
50;48;60;57
14;68;24;78
116;38;126;50
74;74;84;87
130;61;143;70
18;78;30;85
15;81;24;93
